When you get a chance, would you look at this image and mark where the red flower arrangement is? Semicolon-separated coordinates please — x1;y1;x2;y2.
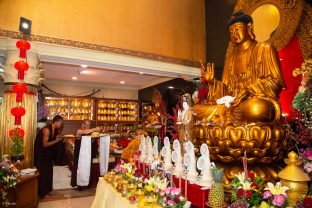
231;172;264;207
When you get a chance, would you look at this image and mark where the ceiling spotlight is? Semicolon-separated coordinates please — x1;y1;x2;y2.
19;17;32;34
81;64;88;68
72;77;78;80
139;72;144;75
168;86;174;89
120;81;125;84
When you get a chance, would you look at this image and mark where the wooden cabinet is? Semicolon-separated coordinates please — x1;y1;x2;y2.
5;172;39;208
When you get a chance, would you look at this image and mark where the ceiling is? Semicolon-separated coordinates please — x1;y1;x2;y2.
42;62;172;89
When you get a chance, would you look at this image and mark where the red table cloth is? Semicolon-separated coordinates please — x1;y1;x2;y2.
172;176;210;208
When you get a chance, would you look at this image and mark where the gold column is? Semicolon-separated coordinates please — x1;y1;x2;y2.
0;47;43;167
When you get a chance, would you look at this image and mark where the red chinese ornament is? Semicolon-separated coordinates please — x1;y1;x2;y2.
14;61;29;80
11;106;26;125
9;128;25;138
12;83;27;102
16;39;31;58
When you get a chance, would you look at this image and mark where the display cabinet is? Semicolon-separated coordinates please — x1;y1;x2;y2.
44;97;93;120
43;96;140;136
96;99;139;122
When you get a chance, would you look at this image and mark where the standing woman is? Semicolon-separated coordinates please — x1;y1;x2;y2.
34;115;64;198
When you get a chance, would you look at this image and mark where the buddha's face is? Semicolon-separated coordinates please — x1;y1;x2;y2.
229;22;250;46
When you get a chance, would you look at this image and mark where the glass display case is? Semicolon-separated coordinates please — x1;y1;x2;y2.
96;100;139;122
44;97;93;120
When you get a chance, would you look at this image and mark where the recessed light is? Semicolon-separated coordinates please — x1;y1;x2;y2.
120;81;125;84
21;22;29;29
168;86;174;89
81;64;88;68
72;77;78;80
139;72;144;75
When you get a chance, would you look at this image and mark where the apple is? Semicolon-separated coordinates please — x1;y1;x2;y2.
129;196;136;204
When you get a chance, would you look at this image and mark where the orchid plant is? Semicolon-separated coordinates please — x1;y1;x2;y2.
259;182;289;208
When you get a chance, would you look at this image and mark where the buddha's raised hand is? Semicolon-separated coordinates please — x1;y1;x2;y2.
205;63;215;83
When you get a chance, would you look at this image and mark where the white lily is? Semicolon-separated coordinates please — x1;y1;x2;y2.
234;172;246;183
265;182;289;196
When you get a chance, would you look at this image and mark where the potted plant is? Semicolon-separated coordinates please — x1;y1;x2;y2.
10;128;24;164
37;106;49;129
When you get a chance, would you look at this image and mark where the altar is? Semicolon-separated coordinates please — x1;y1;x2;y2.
91;178;137;208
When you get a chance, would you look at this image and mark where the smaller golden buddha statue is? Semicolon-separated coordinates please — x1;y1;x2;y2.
146;107;160;124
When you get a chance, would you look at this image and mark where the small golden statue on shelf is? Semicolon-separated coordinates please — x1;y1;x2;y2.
192;12;290;184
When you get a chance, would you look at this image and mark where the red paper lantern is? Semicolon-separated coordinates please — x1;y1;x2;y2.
9;128;25;138
14;61;29;80
12;83;27;102
16;39;31;58
11;106;26;125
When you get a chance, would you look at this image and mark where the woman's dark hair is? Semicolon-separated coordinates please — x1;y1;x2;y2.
52;115;63;123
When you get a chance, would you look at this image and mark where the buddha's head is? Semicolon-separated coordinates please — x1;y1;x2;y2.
227;12;255;46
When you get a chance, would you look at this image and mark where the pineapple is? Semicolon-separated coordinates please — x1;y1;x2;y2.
206;167;224;208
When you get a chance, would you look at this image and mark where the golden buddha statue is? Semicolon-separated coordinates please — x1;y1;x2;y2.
194;12;285;124
192;12;290;186
146;107;160;124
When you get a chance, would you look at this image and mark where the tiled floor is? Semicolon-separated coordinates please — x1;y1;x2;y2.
53;166;72;190
38;166;96;207
38;196;94;208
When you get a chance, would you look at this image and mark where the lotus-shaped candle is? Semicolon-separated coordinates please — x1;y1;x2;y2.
145;194;157;205
136;189;145;199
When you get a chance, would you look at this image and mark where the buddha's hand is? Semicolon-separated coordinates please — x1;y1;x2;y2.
231;89;250;107
205;63;215;83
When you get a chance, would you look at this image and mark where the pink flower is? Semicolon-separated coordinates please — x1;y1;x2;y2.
272;194;285;207
165;189;171;195
304;163;312;173
168;200;174;206
170;189;176;196
304;149;312;159
263;191;272;199
160;191;165;196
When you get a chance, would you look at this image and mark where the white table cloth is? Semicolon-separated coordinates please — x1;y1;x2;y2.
91;178;136;208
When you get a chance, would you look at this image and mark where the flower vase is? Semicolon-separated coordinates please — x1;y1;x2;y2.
11;154;24;170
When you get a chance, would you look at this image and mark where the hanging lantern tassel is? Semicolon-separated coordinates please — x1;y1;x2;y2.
16;39;31;58
11;106;26;125
13;83;27;102
14;61;29;80
9;128;25;138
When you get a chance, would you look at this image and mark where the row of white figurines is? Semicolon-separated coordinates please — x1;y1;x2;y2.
139;136;213;188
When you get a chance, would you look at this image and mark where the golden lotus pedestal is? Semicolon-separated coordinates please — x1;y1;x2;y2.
192;122;291;187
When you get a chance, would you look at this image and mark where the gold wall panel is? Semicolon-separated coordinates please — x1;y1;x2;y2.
0;0;205;62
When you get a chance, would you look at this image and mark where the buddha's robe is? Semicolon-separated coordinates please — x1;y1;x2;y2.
194;42;285;123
